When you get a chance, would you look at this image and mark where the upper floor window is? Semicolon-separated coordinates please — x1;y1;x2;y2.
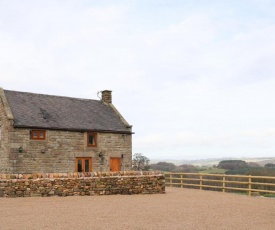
31;130;46;140
87;132;97;147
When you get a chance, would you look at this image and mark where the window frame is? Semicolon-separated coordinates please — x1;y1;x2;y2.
31;130;46;140
87;132;97;147
75;157;92;172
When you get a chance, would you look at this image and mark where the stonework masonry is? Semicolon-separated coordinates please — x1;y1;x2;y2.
0;171;165;197
0;95;12;172
101;90;112;104
1;128;132;173
0;88;132;174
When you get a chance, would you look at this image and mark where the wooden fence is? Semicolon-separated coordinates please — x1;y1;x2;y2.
165;172;275;196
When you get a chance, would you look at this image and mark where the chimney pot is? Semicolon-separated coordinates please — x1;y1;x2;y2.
101;90;112;103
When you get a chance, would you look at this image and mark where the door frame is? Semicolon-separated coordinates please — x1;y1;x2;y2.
110;157;121;172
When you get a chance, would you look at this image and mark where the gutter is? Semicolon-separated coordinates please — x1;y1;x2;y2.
13;125;134;134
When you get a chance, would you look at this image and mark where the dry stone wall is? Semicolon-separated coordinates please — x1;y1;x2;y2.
0;171;165;197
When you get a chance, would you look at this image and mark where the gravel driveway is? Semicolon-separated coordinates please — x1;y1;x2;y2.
1;187;275;230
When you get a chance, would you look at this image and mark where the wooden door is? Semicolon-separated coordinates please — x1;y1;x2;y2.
110;157;121;172
75;157;92;172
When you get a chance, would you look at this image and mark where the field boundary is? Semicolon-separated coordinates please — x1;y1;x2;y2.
165;172;275;196
0;171;165;197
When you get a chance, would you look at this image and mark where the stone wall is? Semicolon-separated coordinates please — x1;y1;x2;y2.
0;90;12;172
1;126;132;173
0;171;165;197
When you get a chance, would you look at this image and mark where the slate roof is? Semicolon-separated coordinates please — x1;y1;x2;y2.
4;90;131;133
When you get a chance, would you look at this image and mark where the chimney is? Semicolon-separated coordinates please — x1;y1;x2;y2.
101;90;112;103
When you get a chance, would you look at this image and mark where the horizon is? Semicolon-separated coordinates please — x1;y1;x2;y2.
150;156;275;162
149;156;275;167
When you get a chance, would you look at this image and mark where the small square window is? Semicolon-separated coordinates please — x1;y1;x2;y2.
31;130;46;140
87;132;97;147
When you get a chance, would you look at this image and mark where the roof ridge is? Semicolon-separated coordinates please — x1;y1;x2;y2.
3;89;99;102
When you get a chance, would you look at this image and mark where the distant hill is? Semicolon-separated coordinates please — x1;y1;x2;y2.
256;158;275;166
150;157;275;166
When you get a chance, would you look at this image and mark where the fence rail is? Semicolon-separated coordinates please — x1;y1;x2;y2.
164;172;275;196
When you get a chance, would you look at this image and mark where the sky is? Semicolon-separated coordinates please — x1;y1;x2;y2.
1;0;275;160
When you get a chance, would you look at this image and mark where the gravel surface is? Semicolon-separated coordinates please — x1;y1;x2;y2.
1;187;275;230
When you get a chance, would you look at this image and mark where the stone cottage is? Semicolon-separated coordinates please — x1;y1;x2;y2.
0;88;132;174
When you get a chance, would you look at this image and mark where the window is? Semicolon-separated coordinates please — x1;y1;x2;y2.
87;132;97;147
31;130;46;140
75;158;92;172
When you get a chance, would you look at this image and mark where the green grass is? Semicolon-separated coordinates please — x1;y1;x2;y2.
233;192;249;196
262;193;275;198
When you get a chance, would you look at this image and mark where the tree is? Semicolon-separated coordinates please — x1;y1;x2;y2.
132;153;150;171
150;162;176;172
217;160;248;170
265;163;275;168
247;162;260;167
174;164;198;173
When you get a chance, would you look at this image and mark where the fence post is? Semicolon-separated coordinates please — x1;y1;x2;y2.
200;174;202;190
222;176;225;193
248;175;251;196
181;174;183;188
170;174;172;187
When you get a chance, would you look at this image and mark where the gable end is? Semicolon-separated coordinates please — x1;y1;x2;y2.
0;88;14;120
